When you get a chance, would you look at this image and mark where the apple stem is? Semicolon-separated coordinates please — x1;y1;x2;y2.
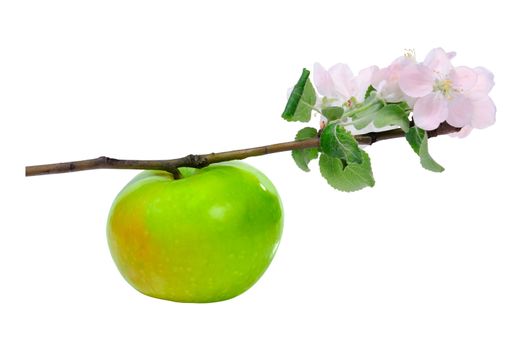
25;123;459;177
170;168;183;179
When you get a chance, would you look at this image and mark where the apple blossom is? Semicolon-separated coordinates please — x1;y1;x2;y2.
313;62;377;108
287;48;497;181
312;63;392;134
398;48;496;133
371;55;416;104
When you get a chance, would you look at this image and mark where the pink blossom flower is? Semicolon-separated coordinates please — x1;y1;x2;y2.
372;55;416;103
313;63;377;105
398;48;496;132
448;67;496;137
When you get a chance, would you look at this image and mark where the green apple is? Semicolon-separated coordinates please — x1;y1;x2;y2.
106;161;284;303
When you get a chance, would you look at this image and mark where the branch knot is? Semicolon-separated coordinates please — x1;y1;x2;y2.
186;154;209;168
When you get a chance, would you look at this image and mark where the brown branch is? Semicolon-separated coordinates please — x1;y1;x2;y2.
25;123;460;177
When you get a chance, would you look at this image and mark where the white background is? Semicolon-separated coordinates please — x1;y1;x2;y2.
2;1;522;349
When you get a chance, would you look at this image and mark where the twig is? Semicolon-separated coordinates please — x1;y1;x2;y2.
25;123;460;177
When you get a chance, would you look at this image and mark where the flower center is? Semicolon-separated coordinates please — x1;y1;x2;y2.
434;79;454;98
404;48;416;59
344;96;357;108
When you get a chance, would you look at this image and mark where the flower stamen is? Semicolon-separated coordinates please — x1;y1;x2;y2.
404;48;416;60
434;79;454;98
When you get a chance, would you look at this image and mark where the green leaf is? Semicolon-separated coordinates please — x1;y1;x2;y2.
321;106;344;121
291;127;319;172
364;85;376;99
350;92;385;130
282;69;317;122
392;101;411;112
320;124;362;164
282;69;309;119
319;151;375;192
405;127;445;172
405;127;424;153
373;104;410;132
352;102;384;130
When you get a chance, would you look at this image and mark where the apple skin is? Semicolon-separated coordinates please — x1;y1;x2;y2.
107;161;284;303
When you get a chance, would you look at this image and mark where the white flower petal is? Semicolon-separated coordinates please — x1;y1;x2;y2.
450;66;477;92
399;64;435;97
313;63;336;97
467;66;495;99
412;92;449;130
471;97;496;129
355;65;378;101
423;47;454;76
449;125;473;138
447;95;474;127
328;63;354;100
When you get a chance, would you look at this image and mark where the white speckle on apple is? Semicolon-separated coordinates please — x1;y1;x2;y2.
209;205;227;220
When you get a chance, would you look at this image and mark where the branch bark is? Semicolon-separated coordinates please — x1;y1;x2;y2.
25;123;459;177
